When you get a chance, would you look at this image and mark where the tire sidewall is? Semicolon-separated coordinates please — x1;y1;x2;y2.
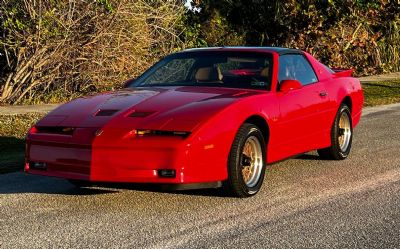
334;105;353;158
232;125;266;196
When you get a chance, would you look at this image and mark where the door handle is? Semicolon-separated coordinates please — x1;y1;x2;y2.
319;92;328;97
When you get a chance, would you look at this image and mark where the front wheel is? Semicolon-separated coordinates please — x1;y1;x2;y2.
223;123;266;197
318;104;353;160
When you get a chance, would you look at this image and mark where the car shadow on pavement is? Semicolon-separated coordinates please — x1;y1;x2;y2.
75;182;225;197
293;153;330;161
113;183;225;197
295;154;320;160
0;173;118;195
0;172;226;197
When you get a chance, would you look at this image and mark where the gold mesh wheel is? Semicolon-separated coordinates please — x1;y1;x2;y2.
338;111;351;152
241;136;263;188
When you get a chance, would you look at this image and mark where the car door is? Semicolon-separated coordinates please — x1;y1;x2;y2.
274;54;330;160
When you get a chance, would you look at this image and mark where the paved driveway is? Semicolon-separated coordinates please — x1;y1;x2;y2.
0;104;399;248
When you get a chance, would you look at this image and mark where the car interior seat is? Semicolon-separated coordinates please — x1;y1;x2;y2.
260;67;269;78
195;67;223;83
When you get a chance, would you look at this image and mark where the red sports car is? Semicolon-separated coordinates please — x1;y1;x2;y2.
25;47;363;197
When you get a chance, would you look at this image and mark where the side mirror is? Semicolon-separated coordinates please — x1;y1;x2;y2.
123;78;136;88
279;79;302;93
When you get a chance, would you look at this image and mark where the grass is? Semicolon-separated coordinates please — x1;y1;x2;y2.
0;80;399;174
0;136;25;174
19;88;85;105
362;80;400;106
0;113;45;173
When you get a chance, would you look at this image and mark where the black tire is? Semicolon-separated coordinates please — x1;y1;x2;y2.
223;123;267;197
68;179;92;188
318;104;353;160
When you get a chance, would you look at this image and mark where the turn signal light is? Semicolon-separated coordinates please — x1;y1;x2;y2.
134;130;190;138
135;130;152;136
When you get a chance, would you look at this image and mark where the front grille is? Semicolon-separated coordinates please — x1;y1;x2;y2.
35;126;75;135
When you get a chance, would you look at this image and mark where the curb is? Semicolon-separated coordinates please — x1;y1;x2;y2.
0;104;59;115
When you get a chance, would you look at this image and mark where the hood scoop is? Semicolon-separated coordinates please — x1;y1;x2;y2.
95;109;120;117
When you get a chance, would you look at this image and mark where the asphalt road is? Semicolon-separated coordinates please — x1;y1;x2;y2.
0;104;399;249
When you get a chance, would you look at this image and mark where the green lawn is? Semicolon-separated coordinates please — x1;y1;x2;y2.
0;80;399;174
0;113;44;173
362;80;400;106
0;136;25;173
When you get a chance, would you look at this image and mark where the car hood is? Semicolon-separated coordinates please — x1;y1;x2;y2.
37;86;265;131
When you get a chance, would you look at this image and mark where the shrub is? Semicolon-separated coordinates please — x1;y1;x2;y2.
0;0;185;104
188;0;400;75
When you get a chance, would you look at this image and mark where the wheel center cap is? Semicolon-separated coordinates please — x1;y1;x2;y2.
242;155;252;166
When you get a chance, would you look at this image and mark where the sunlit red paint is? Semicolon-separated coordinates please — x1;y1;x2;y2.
25;47;363;188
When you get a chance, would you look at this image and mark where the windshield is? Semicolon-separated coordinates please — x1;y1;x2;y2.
132;51;273;90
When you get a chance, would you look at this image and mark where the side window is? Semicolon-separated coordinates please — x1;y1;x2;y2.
278;54;318;86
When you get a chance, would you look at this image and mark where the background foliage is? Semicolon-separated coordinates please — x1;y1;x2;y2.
0;0;185;104
189;0;400;75
1;0;399;104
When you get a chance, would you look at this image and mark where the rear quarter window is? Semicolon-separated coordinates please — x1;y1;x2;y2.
278;54;318;86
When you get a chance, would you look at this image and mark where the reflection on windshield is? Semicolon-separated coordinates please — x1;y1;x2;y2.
133;51;273;90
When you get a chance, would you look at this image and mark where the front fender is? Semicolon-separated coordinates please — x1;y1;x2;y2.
183;96;276;182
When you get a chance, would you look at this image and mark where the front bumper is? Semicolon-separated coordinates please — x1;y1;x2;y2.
25;128;190;184
25;123;230;185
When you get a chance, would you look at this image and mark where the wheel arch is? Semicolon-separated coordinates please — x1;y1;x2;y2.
341;96;352;113
243;115;270;144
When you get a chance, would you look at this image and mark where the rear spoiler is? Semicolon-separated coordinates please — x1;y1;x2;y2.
331;68;354;77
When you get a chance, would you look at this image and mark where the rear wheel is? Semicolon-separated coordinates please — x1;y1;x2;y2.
318;104;353;160
223;123;266;197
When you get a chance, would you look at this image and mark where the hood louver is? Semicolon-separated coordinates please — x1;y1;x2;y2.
129;111;155;118
95;109;119;116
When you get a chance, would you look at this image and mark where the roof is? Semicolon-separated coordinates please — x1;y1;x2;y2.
181;46;303;55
